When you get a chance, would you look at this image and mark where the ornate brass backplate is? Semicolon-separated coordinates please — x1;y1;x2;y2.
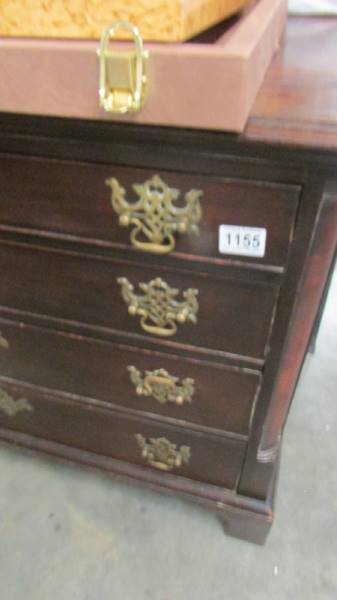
106;174;202;254
0;332;9;349
128;366;194;406
135;434;191;471
0;388;33;417
118;276;199;337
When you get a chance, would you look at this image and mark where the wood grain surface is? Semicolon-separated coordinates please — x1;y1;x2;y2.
247;17;337;148
0;153;300;270
0;378;246;489
0;239;279;363
0;317;260;437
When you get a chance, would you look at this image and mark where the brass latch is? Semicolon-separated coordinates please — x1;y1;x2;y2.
98;20;149;114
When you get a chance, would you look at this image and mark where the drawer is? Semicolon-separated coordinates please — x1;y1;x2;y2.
0;154;300;268
0;378;246;489
0;241;279;363
0;319;260;437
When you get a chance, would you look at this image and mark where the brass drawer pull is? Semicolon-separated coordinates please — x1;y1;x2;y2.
118;276;199;337
0;332;9;349
0;388;33;417
106;174;202;254
128;366;194;406
136;434;191;472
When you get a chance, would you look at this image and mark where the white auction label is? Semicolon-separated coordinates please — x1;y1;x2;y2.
219;225;267;258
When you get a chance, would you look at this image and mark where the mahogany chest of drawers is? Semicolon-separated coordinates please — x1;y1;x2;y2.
0;18;336;543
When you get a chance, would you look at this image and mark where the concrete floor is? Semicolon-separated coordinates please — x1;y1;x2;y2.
0;269;336;600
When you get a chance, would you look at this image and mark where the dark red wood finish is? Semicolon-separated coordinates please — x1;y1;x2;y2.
0;378;246;489
259;186;337;455
0;317;260;437
0;240;279;363
247;18;337;149
0;153;300;269
237;177;329;498
0;425;275;544
0;17;336;543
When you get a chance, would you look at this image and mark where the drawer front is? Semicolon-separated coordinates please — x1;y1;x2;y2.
0;242;278;362
0;378;246;489
0;319;260;436
0;154;300;268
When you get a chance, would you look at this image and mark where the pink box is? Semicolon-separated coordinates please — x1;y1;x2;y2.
0;0;287;132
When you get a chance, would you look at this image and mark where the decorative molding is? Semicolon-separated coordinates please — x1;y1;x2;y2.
257;436;280;463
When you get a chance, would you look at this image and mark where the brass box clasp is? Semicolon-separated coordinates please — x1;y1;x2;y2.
98;20;149;114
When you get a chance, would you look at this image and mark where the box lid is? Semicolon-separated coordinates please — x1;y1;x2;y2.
0;0;252;42
0;0;287;132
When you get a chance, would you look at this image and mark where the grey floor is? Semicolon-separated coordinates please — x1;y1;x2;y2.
0;270;336;600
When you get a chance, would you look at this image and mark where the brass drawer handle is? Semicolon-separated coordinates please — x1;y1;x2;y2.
0;332;9;349
128;366;194;406
106;174;202;254
135;434;191;472
0;388;33;417
118;276;199;337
